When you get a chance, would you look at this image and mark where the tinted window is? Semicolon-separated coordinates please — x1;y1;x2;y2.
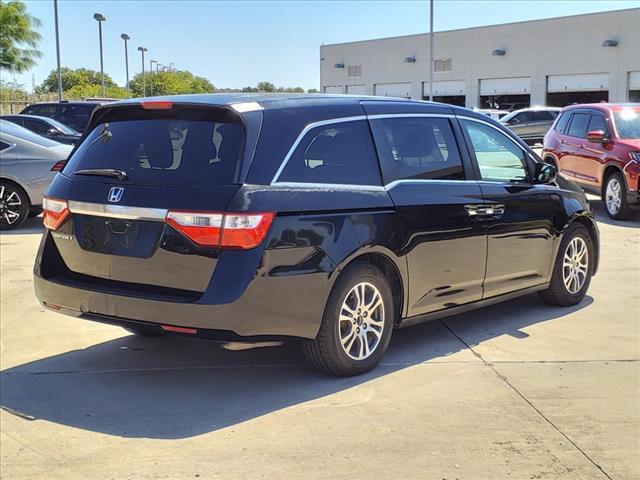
554;112;570;133
566;113;590;138
65;112;244;187
23;104;57;117
22;118;50;135
278;120;381;186
59;105;96;131
462;120;528;183
530;111;554;121
587;114;607;134
0;141;11;151
371;117;464;182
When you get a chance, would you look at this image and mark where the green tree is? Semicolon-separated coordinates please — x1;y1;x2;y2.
0;0;42;73
307;88;319;94
37;67;117;93
129;69;214;97
256;81;275;92
64;83;127;100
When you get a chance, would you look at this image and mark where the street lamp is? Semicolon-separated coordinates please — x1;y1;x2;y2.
121;34;130;97
53;0;63;101
428;0;433;102
138;47;148;96
93;13;106;97
149;59;157;95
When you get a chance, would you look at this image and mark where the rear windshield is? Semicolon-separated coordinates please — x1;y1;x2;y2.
64;108;244;186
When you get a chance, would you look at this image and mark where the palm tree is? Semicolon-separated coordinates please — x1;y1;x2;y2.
0;0;42;73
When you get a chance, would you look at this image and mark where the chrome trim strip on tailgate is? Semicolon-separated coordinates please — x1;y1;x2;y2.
68;201;167;221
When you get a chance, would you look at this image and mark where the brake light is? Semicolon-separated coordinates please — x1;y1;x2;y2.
165;211;275;249
42;197;70;230
141;100;173;110
51;160;66;172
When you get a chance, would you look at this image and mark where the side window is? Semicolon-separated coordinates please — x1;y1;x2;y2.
511;112;530;124
278;120;381;186
0;140;11;151
566;113;590;138
554;112;570;133
370;116;465;182
531;111;554;121
22;119;49;135
461;120;529;183
587;113;608;135
60;105;94;131
23;105;57;117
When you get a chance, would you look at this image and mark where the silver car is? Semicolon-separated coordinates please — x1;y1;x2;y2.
0;120;72;229
500;107;561;145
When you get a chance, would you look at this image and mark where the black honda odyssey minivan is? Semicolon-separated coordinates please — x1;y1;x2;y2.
34;94;599;376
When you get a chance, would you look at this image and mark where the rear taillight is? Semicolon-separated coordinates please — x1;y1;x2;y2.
42;197;70;230
141;100;173;110
51;160;66;172
166;211;275;249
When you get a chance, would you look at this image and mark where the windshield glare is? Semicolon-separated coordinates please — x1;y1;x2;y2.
614;109;640;139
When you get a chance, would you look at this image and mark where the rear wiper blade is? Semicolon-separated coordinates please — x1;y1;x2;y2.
74;168;128;181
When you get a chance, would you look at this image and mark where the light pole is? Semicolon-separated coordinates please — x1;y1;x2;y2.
93;13;106;97
121;34;130;97
428;0;434;102
53;0;63;101
149;59;157;96
138;47;148;96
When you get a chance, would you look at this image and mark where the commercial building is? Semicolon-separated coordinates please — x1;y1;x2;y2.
320;8;640;110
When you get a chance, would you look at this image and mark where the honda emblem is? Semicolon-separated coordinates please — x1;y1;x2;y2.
108;187;124;203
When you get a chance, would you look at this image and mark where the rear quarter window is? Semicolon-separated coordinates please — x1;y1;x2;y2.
276;120;381;186
64;108;244;187
554;112;570;133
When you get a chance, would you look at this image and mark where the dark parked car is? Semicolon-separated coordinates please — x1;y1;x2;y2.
500;107;561;144
34;94;599;376
542;103;640;220
20;101;106;132
1;114;81;145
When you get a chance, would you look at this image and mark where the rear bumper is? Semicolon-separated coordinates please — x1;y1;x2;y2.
34;234;333;340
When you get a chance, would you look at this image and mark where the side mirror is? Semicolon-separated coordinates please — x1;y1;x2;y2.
47;128;60;136
586;130;606;144
535;163;556;184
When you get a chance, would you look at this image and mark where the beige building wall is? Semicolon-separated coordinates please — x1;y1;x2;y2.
320;8;640;107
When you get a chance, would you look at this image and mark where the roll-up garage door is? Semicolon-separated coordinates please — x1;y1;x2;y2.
480;77;530;95
374;83;411;98
324;86;343;94
546;74;609;106
423;80;465;97
547;73;609;92
346;84;367;95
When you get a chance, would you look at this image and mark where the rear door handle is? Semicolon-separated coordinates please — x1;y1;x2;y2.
465;204;505;219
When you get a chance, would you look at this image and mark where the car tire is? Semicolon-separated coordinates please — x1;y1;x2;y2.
0;180;30;230
302;262;395;376
539;222;593;307
123;325;166;337
603;171;632;220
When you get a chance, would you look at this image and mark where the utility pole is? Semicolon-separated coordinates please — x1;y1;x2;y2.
428;0;434;102
54;0;63;101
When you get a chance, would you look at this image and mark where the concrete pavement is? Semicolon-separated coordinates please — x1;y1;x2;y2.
1;200;638;479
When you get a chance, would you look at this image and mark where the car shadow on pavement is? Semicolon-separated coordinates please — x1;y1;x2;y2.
588;198;640;228
0;294;592;439
0;217;44;235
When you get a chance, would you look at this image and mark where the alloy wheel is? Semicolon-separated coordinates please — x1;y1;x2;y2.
338;282;385;360
605;177;622;216
0;185;23;226
562;237;588;294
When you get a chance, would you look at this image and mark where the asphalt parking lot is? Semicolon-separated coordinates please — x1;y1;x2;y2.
1;199;638;480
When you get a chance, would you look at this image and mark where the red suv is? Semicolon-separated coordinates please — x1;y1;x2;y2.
542;103;640;220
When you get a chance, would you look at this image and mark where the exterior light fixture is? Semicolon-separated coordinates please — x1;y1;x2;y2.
602;39;618;47
334;63;345;69
492;49;506;56
404;56;416;63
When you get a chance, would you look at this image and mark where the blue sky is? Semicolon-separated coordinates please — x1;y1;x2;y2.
8;0;640;92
